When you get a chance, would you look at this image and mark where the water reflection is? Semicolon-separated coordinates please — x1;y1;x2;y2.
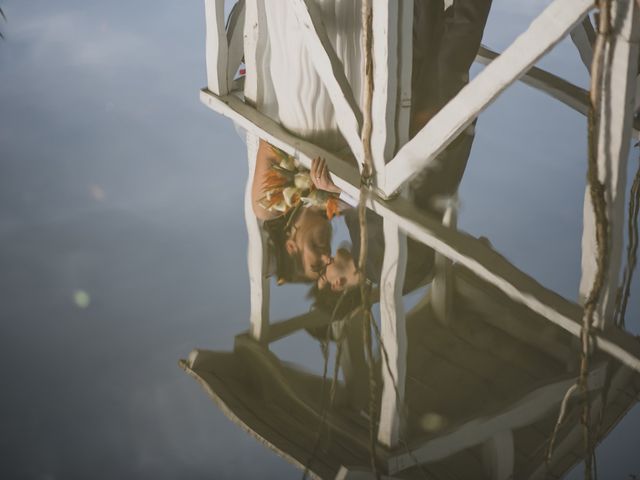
184;0;640;478
180;263;638;479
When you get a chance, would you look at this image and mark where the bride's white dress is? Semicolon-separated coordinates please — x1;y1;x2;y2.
251;0;363;152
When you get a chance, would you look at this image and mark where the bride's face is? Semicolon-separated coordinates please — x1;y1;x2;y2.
317;247;360;292
287;208;332;280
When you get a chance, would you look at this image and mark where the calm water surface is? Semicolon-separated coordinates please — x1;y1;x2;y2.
0;0;638;479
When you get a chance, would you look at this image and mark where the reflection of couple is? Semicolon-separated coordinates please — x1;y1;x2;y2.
250;0;492;293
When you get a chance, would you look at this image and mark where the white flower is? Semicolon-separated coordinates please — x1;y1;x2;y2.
294;172;313;190
279;156;296;171
282;187;298;207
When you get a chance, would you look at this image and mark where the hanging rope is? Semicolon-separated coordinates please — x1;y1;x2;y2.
359;1;381;479
547;2;613;477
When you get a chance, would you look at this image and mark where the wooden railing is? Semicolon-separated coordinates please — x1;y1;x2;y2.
200;0;640;453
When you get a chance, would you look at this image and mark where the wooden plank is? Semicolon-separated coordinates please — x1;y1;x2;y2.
200;89;362;200
244;132;270;341
579;0;640;327
396;0;413;150
370;0;413;187
226;0;246;86
370;195;640;374
242;0;268;106
476;45;640;133
204;0;229;95
377;219;408;448
570;16;596;72
383;0;594;196
388;365;607;473
475;45;589;117
199;89;640;373
289;0;364;166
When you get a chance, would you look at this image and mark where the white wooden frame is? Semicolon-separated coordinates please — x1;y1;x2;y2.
201;0;640;451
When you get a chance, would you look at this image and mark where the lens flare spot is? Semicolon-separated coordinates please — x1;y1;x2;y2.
420;412;447;433
73;290;91;309
89;184;106;201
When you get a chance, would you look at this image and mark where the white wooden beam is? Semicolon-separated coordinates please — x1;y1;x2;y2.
200;90;362;200
475;45;589;117
579;0;640;328
383;0;594;196
226;0;246;87
388;365;607;473
244;132;270;341
476;45;640;134
371;195;640;374
335;466;399;480
377;218;408;448
570;16;596;72
481;430;514;480
204;0;229;95
290;0;364;166
370;0;413;189
242;0;269;107
200;89;640;373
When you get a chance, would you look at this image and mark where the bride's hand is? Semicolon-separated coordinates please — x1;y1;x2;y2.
311;157;341;194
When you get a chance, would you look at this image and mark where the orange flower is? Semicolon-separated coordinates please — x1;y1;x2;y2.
263;170;287;190
325;196;339;220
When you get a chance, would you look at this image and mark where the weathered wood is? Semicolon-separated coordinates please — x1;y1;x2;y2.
482;430;514;480
370;195;640;374
370;0;413;188
243;0;268;106
377;219;408;448
226;0;246;86
476;45;640;133
199;89;640;373
454;267;574;368
396;0;413;150
335;467;398;480
388;365;607;473
200;89;362;199
570;16;596;72
579;0;640;327
204;0;229;95
290;0;364;165
475;45;589;117
383;0;594;196
244;132;270;341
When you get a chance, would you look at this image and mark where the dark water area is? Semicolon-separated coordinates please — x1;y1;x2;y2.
0;0;639;479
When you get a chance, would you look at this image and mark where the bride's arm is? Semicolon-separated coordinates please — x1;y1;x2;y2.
251;139;281;221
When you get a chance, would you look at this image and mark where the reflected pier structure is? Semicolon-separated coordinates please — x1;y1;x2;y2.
183;1;640;478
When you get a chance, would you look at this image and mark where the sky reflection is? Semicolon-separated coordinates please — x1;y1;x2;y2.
0;0;638;479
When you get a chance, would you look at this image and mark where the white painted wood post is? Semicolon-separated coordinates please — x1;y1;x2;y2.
579;0;640;328
243;0;270;108
570;16;596;72
204;0;229;95
370;0;413;191
481;431;514;480
226;0;246;87
383;0;594;196
377;218;408;448
431;196;458;326
244;132;270;341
